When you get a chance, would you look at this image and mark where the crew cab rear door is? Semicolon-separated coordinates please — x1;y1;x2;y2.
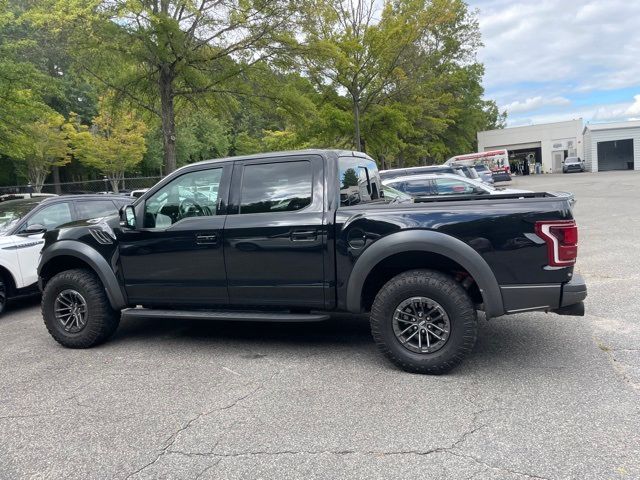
223;154;326;308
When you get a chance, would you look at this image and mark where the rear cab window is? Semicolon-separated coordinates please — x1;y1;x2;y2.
338;156;381;206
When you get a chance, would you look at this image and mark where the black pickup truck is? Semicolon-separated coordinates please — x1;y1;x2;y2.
37;150;586;374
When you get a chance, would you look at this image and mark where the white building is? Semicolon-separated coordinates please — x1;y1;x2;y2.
477;119;584;173
583;121;640;172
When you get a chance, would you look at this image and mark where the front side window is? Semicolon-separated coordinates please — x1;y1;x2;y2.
433;178;479;195
144;168;222;228
25;203;72;230
239;161;312;214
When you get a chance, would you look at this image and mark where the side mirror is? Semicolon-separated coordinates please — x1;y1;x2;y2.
120;205;136;229
21;223;47;235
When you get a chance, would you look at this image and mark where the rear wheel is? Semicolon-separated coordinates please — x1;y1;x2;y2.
370;269;477;374
42;269;120;348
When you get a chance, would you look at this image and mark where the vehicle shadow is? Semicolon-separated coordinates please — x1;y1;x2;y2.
2;294;41;318
109;312;574;373
113;313;374;348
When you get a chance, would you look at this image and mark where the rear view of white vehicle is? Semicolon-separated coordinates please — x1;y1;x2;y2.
563;157;585;173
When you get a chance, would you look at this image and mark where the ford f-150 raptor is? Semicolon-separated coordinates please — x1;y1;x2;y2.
37;150;587;374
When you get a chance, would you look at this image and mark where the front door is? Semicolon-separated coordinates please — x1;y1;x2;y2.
553;151;564;173
118;164;231;307
223;155;326;308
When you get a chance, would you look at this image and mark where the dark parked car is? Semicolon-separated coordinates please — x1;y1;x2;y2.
491;170;512;182
0;195;131;314
37;150;586;374
472;164;496;184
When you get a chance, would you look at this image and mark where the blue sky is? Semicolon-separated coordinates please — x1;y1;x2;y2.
468;0;640;126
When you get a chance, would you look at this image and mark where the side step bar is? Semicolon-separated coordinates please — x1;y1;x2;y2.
122;308;330;323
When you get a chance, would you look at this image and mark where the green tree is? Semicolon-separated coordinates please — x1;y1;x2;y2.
341;168;359;188
69;97;147;192
300;0;423;151
34;0;296;174
16;112;71;191
0;1;56;162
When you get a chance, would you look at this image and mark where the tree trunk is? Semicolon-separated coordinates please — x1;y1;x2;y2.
352;95;362;152
159;65;177;174
108;174;121;193
397;152;405;168
52;166;62;194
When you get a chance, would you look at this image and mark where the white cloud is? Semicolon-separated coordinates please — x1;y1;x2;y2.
625;95;640;116
469;0;640;125
472;0;640;92
499;95;640;126
502;96;570;114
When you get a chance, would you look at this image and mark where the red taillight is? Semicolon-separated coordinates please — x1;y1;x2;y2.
535;220;578;267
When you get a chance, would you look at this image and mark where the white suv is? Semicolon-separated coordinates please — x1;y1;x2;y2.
0;195;130;314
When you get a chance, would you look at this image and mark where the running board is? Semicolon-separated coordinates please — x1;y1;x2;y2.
121;308;330;323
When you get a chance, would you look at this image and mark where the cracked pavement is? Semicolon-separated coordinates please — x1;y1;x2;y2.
1;171;639;479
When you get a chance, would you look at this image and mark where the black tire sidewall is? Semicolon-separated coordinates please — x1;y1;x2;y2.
371;270;477;373
42;270;117;348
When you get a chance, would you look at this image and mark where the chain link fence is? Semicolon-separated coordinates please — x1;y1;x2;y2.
0;176;163;196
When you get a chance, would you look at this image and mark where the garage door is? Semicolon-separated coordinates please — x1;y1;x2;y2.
597;139;634;171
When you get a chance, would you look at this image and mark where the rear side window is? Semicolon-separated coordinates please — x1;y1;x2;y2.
433;178;477;195
75;200;119;219
240;161;312;214
396;180;434;196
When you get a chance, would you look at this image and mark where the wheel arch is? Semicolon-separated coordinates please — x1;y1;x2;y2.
346;230;504;318
38;241;127;310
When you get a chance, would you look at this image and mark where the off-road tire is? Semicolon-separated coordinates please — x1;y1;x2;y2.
370;269;477;374
42;269;120;348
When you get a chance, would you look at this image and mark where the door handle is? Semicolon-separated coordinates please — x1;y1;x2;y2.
196;233;218;245
290;229;317;241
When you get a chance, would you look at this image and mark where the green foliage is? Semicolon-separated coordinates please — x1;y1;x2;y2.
0;0;506;185
17;112;71;191
68;96;147;192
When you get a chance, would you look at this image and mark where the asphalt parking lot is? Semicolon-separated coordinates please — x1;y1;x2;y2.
1;171;639;480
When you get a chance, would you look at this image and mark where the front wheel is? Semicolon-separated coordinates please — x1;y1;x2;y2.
42;269;120;348
370;269;477;374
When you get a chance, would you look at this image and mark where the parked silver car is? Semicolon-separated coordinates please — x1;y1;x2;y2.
382;173;530;198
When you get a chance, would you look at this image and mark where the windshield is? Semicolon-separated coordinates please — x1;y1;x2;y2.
0;200;40;234
467;167;480;179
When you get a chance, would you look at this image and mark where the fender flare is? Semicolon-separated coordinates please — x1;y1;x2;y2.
345;230;505;318
38;240;127;310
